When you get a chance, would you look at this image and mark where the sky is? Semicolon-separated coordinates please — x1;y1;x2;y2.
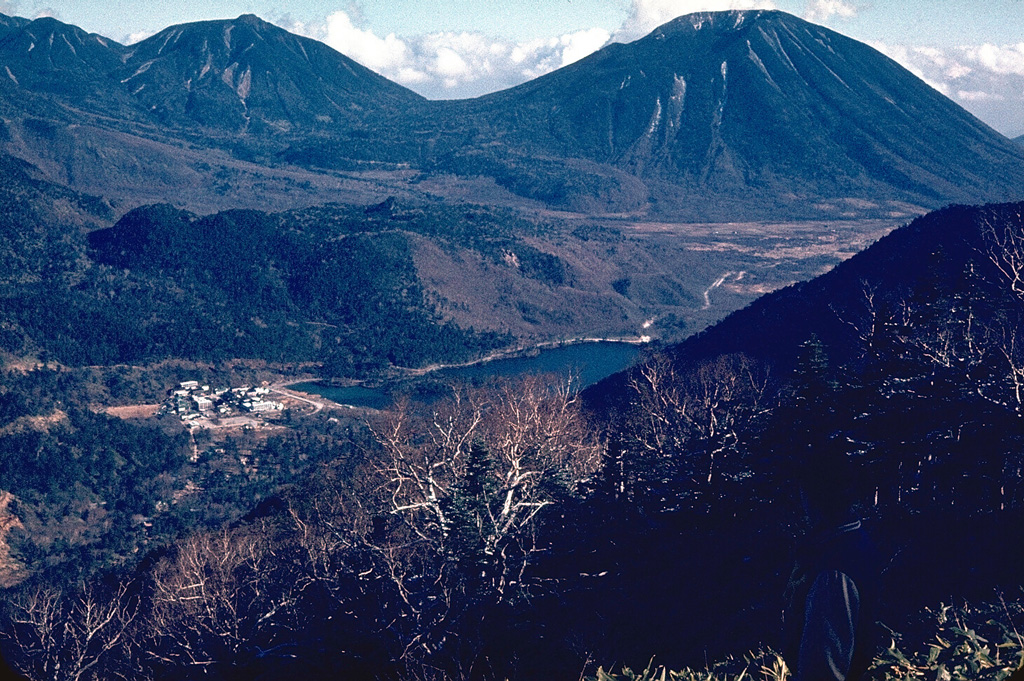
1;0;1022;137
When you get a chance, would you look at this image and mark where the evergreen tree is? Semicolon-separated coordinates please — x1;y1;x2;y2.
443;440;498;589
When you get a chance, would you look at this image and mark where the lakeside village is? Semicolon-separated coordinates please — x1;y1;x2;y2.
160;380;286;424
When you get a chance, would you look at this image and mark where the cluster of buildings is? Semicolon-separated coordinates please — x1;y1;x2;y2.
163;380;284;422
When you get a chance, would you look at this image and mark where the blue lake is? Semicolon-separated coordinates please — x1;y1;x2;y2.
291;341;644;409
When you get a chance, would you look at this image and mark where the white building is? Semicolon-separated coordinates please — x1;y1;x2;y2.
250;400;282;413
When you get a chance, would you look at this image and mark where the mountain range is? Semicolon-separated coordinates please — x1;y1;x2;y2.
0;10;1022;219
0;7;1022;374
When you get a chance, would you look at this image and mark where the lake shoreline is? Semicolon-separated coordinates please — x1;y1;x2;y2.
395;334;652;378
287;339;648;409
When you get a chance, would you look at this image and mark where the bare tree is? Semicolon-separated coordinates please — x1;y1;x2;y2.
2;582;138;681
976;209;1024;413
684;355;772;485
994;322;1024;410
370;391;485;544
144;527;299;673
625;352;771;506
481;374;599;527
980;206;1024;302
361;374;600;660
626;353;689;462
286;474;371;601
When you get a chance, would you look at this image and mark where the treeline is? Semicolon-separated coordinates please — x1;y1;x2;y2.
425;148;645;212
0;368;190;581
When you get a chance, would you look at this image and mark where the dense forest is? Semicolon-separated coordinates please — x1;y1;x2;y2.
1;197;557;375
1;202;1024;680
0;365;373;583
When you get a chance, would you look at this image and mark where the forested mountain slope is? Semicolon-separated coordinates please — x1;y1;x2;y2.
589;201;1024;406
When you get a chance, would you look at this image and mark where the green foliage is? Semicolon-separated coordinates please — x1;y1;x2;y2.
587;650;789;681
589;600;1024;681
0;371;191;578
872;602;1024;681
426;149;636;211
0;200;516;375
442;441;499;567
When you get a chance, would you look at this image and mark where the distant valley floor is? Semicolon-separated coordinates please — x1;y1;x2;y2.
417;215;902;347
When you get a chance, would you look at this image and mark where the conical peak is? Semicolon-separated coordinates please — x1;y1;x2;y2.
145;13;278;46
224;13;278;38
649;9;785;39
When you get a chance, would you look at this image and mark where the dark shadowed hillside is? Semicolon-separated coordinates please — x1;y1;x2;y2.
588;201;1024;409
570;200;1024;679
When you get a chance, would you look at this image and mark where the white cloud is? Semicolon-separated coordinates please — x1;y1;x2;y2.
126;29;155;45
957;90;1005;102
263;12;313;38
396;66;428;84
962;43;1024;76
804;0;857;23
614;0;776;43
916;47;973;80
868;41;952;94
873;40;1024;89
435;46;469;80
307;10;609;99
510;27;613;80
868;39;1024;136
324;10;409;72
561;27;613;67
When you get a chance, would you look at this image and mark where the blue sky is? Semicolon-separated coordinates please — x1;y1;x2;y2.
2;0;1022;136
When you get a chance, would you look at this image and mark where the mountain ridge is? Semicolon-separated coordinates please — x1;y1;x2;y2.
0;10;1022;219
